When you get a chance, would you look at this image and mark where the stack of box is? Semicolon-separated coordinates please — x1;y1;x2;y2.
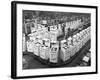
76;33;81;51
60;40;70;61
24;23;31;34
33;36;42;56
84;29;87;44
30;22;37;33
40;45;48;60
40;38;50;60
26;40;34;52
72;35;77;56
49;41;59;63
86;27;91;41
78;27;91;50
50;31;56;42
68;19;82;30
79;31;83;48
49;24;58;40
22;34;26;52
33;42;41;56
58;24;63;36
65;22;69;36
28;32;36;41
82;30;86;45
67;37;74;57
43;30;50;39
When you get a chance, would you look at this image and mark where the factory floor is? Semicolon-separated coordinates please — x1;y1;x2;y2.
23;40;91;70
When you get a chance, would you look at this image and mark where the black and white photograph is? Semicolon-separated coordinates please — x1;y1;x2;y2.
22;10;91;69
11;1;97;79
